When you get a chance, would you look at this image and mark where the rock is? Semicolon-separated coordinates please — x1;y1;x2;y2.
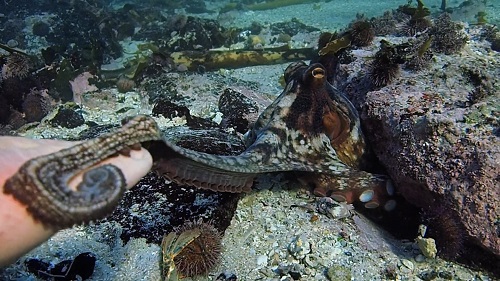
218;88;259;133
152;99;218;129
334;32;499;274
287;235;311;260
326;264;351;281
25;252;96;280
276;263;304;280
416;236;437;259
50;104;85;128
22;89;53;123
32;21;50;37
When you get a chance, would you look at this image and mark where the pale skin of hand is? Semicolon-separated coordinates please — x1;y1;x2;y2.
0;136;153;267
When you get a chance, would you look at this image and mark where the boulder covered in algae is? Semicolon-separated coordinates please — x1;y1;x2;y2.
331;31;499;273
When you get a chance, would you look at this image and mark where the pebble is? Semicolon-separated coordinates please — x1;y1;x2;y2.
414;254;425;262
256;255;268;266
287;235;311;260
326;264;351;281
416;236;437;259
438;270;454;280
303;254;318;268
401;258;414;271
7;39;18;48
455;270;475;281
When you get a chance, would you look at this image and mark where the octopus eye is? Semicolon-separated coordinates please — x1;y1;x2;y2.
312;67;325;79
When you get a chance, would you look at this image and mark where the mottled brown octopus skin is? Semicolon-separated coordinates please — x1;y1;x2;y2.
152;61;393;209
3;115;162;229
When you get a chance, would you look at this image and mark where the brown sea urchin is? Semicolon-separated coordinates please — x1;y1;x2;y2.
173;221;223;278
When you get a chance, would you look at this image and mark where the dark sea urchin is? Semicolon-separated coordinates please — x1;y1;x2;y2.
1;53;32;79
369;60;400;87
349;20;375;47
369;40;402;87
173;221;223;278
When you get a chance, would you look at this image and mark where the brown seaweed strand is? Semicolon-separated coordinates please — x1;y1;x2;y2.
3;115;162;228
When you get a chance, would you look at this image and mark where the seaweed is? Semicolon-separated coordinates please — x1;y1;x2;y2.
0;43;30;57
400;0;430;19
475;11;488;25
400;0;432;36
221;0;320;12
170;46;315;71
405;35;434;71
318;35;351;56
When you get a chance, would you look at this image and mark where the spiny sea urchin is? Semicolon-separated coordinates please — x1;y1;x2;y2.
430;13;468;54
173;220;223;278
401;17;432;37
369;40;403;87
1;53;32;79
348;19;375;47
369;60;400;88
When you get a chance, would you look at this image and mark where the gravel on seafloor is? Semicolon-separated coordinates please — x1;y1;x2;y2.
1;184;492;280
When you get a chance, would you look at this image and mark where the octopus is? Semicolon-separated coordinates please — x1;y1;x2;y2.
149;61;395;211
3;61;395;230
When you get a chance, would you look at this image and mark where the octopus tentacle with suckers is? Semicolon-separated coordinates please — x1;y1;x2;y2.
149;61;396;211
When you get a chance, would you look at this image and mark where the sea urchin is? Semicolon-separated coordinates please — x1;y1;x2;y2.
369;40;402;87
349;20;375;47
173;220;223;278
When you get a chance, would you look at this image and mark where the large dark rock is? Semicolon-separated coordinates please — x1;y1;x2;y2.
333;36;499;274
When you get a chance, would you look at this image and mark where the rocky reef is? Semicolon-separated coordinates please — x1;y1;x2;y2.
330;24;499;275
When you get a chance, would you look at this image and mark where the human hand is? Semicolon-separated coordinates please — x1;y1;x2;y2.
0;115;161;266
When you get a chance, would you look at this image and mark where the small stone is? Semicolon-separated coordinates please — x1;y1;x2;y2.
212;111;223;124
256;255;268;266
50;104;85;129
176;64;188;72
414;254;425;262
276;263;304;280
270;252;280;266
303;254;318;268
218;88;259;133
216;272;238;281
418;270;438;281
455;270;474;281
401;259;414;271
416;236;437;259
7;39;18;48
326;264;351;281
438;270;454;280
32;21;51;37
287;235;311;260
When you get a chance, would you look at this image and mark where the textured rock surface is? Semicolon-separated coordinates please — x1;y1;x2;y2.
334;32;499;269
